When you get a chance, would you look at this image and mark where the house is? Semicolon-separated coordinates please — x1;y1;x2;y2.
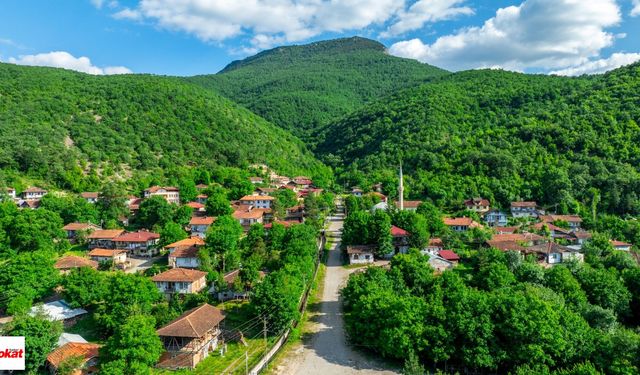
249;177;264;184
156;304;225;369
539;215;583;230
484;210;508;227
347;245;375;264
195;194;208;204
80;192;99;204
186;201;206;213
88;248;127;266
62;222;101;242
152;268;208;295
57;333;88;347
444;217;482;232
239;195;274;209
16;199;40;209
232;206;265;230
526;242;584;265
30;300;87;325
530;222;572;240
495;226;518;234
168;246;201;269
394;200;422;211
54;256;98;274
464;197;490;213
46;342;100;374
255;187;276;196
87;229;124;249
351;187;363;197
491;233;546;246
165;237;205;253
390;225;410;256
128;197;144;211
113;230;160;257
371;201;389;211
611;240;632;251
22;186;47;200
438;250;460;265
426;238;444;254
510;201;539;218
212;269;266;301
144;186;180;204
293;176;313;189
285;205;305;222
189;216;215;238
427;253;455;272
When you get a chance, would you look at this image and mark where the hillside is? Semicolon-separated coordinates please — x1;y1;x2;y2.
317;63;640;215
187;37;448;138
0;63;327;190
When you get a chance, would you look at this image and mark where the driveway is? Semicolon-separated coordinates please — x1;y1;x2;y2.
275;212;398;375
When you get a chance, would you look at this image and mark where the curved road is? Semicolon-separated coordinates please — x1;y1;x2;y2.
276;211;398;375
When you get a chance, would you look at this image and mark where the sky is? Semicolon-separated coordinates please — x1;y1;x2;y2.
0;0;638;77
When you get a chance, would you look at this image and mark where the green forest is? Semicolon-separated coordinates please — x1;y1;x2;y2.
317;63;640;216
188;37;447;139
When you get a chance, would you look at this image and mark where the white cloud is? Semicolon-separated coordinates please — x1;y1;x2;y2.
632;0;640;16
389;0;622;72
382;0;473;37
550;52;640;76
7;51;132;75
91;0;105;8
112;7;142;21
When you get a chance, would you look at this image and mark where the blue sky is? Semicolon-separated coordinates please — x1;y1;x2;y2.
0;0;638;76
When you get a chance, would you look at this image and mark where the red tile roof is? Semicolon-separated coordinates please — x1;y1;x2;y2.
54;256;98;270
151;268;207;283
465;198;490;207
233;208;265;220
88;248;127;257
169;245;201;259
23;186;47;193
165;237;205;249
113;231;160;243
444;217;479;227
394;200;422;208
239;195;274;201
62;222;100;231
189;216;215;225
611;240;632;247
47;342;101;369
390;225;410;237
87;229;125;239
511;201;537;208
495;226;518;234
186;202;205;209
157;304;224;338
438;250;460;261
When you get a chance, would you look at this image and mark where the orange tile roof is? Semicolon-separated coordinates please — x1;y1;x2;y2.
390;225;410;236
240;195;274;201
113;231;160;243
492;233;545;242
62;222;100;231
157;304;224;338
146;186;179;193
428;238;444;247
87;248;127;257
47;342;101;369
151;268;207;283
23;186;47;193
165;237;205;249
394;200;422;208
189;216;215;225
444;217;480;227
186;202;205;209
169;245;200;259
233;208;264;220
511;201;537;208
87;229;124;239
80;192;99;199
54;256;98;270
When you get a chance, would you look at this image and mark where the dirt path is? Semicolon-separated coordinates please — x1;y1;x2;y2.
274;212;398;375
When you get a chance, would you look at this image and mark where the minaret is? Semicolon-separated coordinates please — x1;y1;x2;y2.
398;162;404;211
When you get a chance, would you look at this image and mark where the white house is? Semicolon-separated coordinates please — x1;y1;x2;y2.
88;248;127;265
347;245;375;264
464;197;490;213
144;186;180;204
511;201;539;218
152;268;208;295
113;231;161;257
80;192;99;204
239;195;274;209
484;210;508;227
444;217;481;232
168;246;201;269
22;187;47;200
611;240;632;251
2;187;16;200
189;216;215;238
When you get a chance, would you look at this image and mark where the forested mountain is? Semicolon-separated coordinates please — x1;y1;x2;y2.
0;63;327;190
187;37;448;138
317;63;640;215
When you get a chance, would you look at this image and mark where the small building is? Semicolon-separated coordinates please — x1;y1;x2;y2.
250;177;264;184
152;268;208;295
394;200;422;211
570;231;592;246
464;197;490;213
113;230;160;257
30;300;87;325
494;226;518;234
539;215;583;230
87;229;125;249
46;342;100;374
293;177;313;189
255;187;276;196
347;245;375;264
285;205;305;222
484;210;508;227
491;233;546;246
212;269;266;301
511;201;539;218
165;237;206;253
16;199;40;209
156;304;225;370
239;195;274;209
443;217;481;232
144;186;180;204
390;225;410;256
189;216;215;238
426;253;454;272
195;194;208;204
61;222;101;242
22;186;47;200
438;250;460;265
54;256;98;274
168;246;201;269
88;248;127;265
80;192;99;204
426;238;444;254
526;242;584;265
233;206;265;230
57;333;88;347
128;197;144;211
530;222;572;241
351;187;363;197
186;201;206;213
611;240;632;251
195;184;208;191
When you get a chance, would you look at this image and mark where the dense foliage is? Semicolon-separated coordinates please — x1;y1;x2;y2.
188;37;447;139
319;63;640;216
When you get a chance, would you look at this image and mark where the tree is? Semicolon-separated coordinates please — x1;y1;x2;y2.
545;266;588;308
0;251;59;311
100;315;163;373
39;194;99;224
8;314;62;373
57;355;86;375
576;267;631;318
5;208;67;252
160;221;187;247
63;267;108;308
178;177;197;203
205;215;243;271
173;205;193;227
205;189;233;216
390;249;435;295
252;270;303;334
416;201;446;236
370;210;393;257
391;210;429;249
97;182;129;224
403;351;426;375
342;210;370;246
135;195;174;229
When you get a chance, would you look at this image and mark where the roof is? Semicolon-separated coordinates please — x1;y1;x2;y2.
221;269;266;289
486;240;527;252
465;198;490;206
186;201;205;209
128;197;144;210
390;225;410;237
530;222;570;233
80;192;99;199
264;220;300;229
428;238;444;247
572;231;592;239
444;217;480;227
62;222;100;231
196;184;209;189
23;186;47;193
492;233;545;242
146;186;179;193
30;300;87;321
196;194;208;199
511;201;537;208
495;226;518;234
346;245;376;255
57;333;88;347
233;207;265;220
47;342;100;369
394;200;422;208
169;245;200;259
239;195;274;201
527;242;576;254
157;304;225;338
256;187;276;193
165;236;205;249
151;268;207;282
54;256;98;270
87;229;124;239
87;248;127;257
189;216;215;225
611;240;632;247
294;178;312;185
113;231;160;243
539;215;583;223
250;177;264;182
438;250;460;261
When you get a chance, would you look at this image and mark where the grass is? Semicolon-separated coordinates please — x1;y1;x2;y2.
65;314;105;343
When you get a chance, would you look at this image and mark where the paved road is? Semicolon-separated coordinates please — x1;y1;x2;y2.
276;212;398;375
